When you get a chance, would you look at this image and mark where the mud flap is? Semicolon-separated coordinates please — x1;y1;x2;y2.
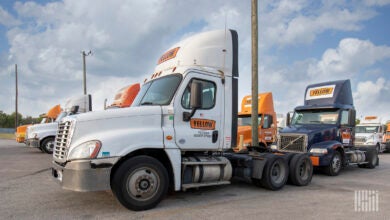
251;158;267;180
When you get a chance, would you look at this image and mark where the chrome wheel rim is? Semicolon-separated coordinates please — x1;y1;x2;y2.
332;154;341;173
271;161;286;184
126;167;160;201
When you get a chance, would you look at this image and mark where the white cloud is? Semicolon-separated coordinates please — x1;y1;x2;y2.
0;0;389;119
308;38;390;78
259;1;375;47
364;0;390;6
354;78;390;120
0;6;20;26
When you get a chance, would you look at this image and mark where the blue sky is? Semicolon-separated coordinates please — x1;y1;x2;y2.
0;0;390;122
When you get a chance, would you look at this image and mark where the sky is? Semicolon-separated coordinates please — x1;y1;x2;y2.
0;0;390;122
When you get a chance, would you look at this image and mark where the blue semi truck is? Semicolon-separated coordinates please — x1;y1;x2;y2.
276;79;379;176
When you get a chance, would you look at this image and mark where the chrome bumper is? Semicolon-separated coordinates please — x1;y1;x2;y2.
51;157;120;192
25;138;39;148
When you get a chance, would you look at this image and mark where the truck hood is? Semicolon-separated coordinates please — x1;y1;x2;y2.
281;124;338;149
69;106;162;122
27;122;57;138
66;106;164;157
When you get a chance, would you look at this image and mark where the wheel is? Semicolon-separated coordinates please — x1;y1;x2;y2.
41;137;55;154
259;155;288;190
38;146;45;153
359;149;378;169
111;156;169;211
289;154;313;186
323;151;342;176
281;153;295;164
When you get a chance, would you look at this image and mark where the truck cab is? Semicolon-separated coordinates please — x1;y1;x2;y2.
236;92;277;150
51;29;313;211
15;104;61;143
355;116;385;153
25;95;91;154
384;121;390;152
278;80;378;176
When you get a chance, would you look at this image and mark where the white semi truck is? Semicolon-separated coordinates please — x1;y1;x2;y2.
25;95;92;154
51;30;313;211
355;116;386;153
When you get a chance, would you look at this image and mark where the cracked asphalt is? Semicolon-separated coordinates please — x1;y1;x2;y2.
0;139;389;220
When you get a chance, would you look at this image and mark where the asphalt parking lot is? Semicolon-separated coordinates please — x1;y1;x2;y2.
0;139;389;220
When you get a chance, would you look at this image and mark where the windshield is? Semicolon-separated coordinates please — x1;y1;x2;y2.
291;109;339;125
55;112;68;122
356;126;379;133
238;115;262;126
132;74;182;106
40;118;47;124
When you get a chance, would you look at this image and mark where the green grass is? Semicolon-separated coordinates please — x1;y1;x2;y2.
0;133;15;139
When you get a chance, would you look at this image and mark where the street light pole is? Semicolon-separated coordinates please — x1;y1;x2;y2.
81;51;92;95
15;64;18;129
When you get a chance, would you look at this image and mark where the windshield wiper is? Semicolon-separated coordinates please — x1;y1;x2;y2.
309;120;324;124
140;102;154;105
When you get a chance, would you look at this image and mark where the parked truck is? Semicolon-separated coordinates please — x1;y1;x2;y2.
51;29;313;211
15;105;61;143
384;121;390;152
277;79;379;176
355;116;386;153
236;92;277;151
107;83;140;109
25;95;91;154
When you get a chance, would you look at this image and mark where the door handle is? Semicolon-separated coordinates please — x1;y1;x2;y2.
212;130;218;143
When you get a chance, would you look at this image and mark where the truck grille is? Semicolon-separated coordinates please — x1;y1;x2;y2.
53;120;73;162
354;137;366;145
278;134;308;153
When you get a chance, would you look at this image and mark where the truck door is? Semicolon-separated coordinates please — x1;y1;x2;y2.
340;109;354;147
173;72;223;150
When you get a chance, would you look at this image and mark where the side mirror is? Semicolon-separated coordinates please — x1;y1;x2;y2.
70;105;79;115
183;82;202;122
348;109;356;126
190;82;202;109
286;112;291;126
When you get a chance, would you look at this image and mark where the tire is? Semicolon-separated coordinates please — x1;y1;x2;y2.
41;137;55;154
359;149;378;169
38;146;45;153
281;153;295;164
289;154;313;186
259;155;288;190
111;156;169;211
323;151;342;176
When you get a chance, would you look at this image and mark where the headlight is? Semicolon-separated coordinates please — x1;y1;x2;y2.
67;140;102;160
310;148;328;154
270;144;278;150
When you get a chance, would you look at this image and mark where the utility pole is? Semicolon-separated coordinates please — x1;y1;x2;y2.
81;51;92;95
251;0;259;147
15;64;18;129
